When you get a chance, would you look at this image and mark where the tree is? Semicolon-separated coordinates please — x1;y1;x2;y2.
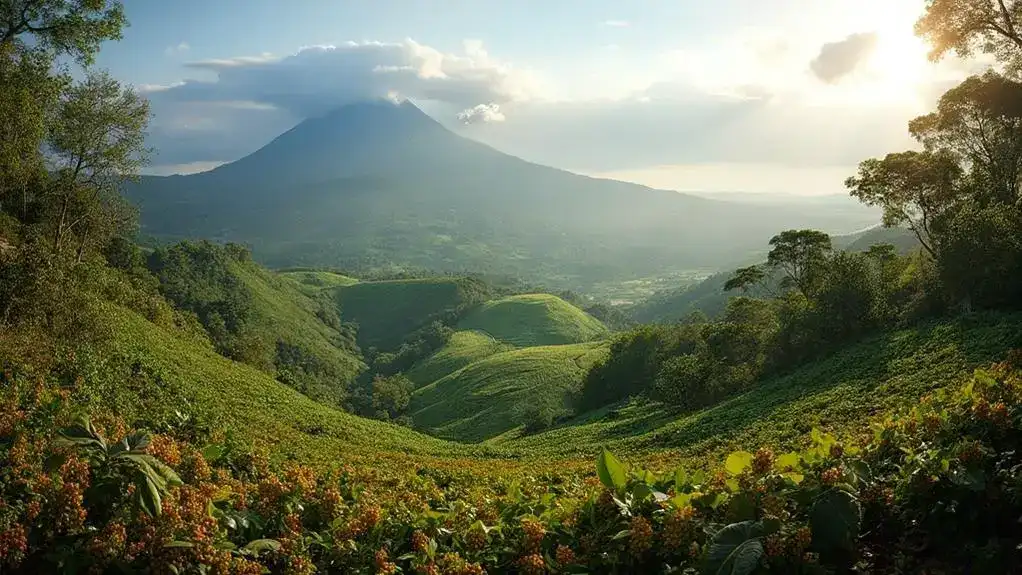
0;44;63;220
44;71;149;258
766;230;832;297
723;265;766;294
916;0;1022;75
908;71;1022;205
845;150;963;258
0;0;125;65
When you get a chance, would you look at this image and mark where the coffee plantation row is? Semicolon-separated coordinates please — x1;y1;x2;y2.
2;353;1021;574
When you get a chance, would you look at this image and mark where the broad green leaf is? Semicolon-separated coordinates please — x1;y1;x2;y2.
671;493;693;510
164;541;194;548
781;472;805;485
139;476;163;517
775;453;801;471
201;444;227;463
611;529;632;541
846;459;870;486
703;521;765;575
632;483;654;502
596;449;628;491
243;539;282;555
725;452;753;476
674;467;690;491
809;489;861;552
691;470;707;486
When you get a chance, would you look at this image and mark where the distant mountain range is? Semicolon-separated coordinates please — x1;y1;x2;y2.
127;99;880;291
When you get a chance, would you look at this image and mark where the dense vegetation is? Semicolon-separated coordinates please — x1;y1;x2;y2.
4;0;1022;573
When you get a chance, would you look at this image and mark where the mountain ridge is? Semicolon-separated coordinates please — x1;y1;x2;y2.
127;99;880;290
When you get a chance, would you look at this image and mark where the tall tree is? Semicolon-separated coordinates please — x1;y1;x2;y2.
0;0;125;64
845;150;964;258
908;71;1022;205
44;70;150;257
766;229;832;297
723;265;766;294
916;0;1022;75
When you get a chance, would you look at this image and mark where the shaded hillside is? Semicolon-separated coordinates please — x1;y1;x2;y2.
147;241;366;403
332;277;492;351
405;330;513;386
409;342;609;442
498;312;1022;459
456;294;609;347
126;101;879;291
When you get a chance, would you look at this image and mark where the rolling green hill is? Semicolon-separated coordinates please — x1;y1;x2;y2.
498;312;1022;461
409;342;609;442
405;330;513;386
456;293;609;347
233;263;364;375
81;305;458;464
147;242;366;402
280;270;359;292
332;277;491;350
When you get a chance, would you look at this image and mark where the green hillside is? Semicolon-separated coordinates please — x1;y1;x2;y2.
280;269;359;292
72;305;458;464
456;293;609;347
333;277;491;350
409;342;609;442
233;263;364;375
500;312;1022;460
405;330;513;386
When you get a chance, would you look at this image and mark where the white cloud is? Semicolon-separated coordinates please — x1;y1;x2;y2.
810;32;879;84
603;20;630;28
457;103;505;124
157;40;544;117
164;42;190;56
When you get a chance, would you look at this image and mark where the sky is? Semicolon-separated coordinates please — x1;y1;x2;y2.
96;0;985;195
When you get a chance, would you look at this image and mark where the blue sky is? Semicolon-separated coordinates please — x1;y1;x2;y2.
97;0;982;194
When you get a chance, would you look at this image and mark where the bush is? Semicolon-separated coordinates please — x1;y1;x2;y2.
3;351;1021;574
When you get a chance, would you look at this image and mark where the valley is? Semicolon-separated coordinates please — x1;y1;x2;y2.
4;1;1022;573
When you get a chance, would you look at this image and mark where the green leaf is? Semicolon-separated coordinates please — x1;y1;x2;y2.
691;470;707;486
781;472;805;485
611;529;632;541
201;444;227;463
138;475;162;517
675;467;690;491
596;449;628;491
775;453;801;471
243;539;282;556
809;489;861;552
847;460;872;485
671;493;693;510
164;541;194;548
632;483;654;502
703;521;765;575
725;452;753;476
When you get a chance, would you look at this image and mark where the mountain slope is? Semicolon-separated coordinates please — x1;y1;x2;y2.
497;312;1022;459
456;293;609;347
332;277;492;351
405;330;513;386
409;341;609;442
127;100;879;291
97;304;457;464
